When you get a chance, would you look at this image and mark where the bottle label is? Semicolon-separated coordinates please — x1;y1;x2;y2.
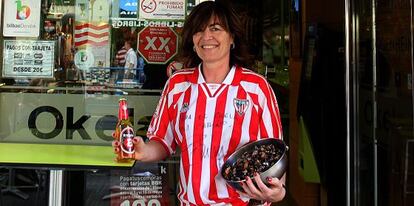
120;126;135;154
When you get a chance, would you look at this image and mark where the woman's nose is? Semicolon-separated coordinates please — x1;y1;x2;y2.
201;29;213;40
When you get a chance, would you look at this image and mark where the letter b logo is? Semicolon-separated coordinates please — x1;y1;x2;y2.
16;0;31;20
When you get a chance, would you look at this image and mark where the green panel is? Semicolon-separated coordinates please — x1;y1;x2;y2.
298;116;320;183
0;143;133;167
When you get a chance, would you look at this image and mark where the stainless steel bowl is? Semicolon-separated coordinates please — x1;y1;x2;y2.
221;138;288;192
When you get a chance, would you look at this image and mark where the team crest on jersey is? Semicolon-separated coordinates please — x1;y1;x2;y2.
233;98;249;115
180;102;189;113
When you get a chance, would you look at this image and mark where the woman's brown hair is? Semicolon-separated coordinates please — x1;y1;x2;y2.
178;1;252;68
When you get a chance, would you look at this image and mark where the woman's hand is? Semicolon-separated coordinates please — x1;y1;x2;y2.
113;134;169;162
112;134;147;161
239;173;286;203
132;136;148;160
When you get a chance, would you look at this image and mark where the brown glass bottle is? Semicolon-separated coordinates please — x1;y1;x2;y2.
114;98;135;161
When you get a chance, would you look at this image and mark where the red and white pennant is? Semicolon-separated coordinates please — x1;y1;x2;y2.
74;23;110;47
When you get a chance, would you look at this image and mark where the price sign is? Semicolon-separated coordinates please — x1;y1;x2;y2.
2;40;54;78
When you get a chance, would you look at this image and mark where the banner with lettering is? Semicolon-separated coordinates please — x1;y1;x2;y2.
2;40;54;78
108;163;172;206
111;18;184;28
3;0;41;37
0;93;159;145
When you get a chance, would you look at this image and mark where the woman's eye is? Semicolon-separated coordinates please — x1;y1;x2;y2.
210;27;221;31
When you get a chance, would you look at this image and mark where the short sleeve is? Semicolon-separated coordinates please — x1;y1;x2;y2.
259;80;283;140
146;80;177;155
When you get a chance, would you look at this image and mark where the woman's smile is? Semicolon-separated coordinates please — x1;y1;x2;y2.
201;44;218;49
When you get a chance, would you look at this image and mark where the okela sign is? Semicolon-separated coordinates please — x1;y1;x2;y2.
138;26;178;64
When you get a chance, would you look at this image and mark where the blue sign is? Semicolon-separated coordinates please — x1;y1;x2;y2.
120;0;137;12
120;0;138;18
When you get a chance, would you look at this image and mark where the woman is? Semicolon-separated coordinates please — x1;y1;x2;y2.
116;1;286;205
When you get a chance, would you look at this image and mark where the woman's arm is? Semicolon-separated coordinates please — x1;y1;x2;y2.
132;137;169;162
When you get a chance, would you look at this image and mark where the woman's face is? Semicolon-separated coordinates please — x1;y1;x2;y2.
192;16;234;65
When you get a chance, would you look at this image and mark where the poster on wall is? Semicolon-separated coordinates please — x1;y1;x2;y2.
3;0;41;37
2;40;54;78
138;0;186;20
75;0;111;70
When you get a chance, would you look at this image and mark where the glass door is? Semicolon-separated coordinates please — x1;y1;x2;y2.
348;0;414;205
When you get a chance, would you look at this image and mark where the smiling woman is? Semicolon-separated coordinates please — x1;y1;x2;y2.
113;1;286;205
0;0;288;205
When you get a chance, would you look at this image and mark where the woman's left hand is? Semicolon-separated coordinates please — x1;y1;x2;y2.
238;173;286;203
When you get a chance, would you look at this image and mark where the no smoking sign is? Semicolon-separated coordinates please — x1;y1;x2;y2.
138;26;178;64
140;0;156;13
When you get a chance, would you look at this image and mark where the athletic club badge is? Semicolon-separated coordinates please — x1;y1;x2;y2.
233;98;249;115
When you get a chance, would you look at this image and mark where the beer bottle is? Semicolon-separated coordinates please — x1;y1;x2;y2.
114;98;135;161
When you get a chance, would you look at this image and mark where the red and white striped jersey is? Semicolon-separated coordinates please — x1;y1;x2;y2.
115;46;127;66
147;65;283;205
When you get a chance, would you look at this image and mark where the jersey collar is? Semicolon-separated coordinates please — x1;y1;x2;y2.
196;64;236;85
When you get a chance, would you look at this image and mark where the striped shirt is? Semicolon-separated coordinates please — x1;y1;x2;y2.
115;46;127;66
147;65;283;205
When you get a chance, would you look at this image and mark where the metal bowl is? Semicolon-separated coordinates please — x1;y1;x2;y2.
221;138;288;192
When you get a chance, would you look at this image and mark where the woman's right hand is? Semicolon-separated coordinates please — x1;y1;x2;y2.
113;136;168;162
112;140;120;154
111;140;124;162
132;136;147;161
112;136;147;161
